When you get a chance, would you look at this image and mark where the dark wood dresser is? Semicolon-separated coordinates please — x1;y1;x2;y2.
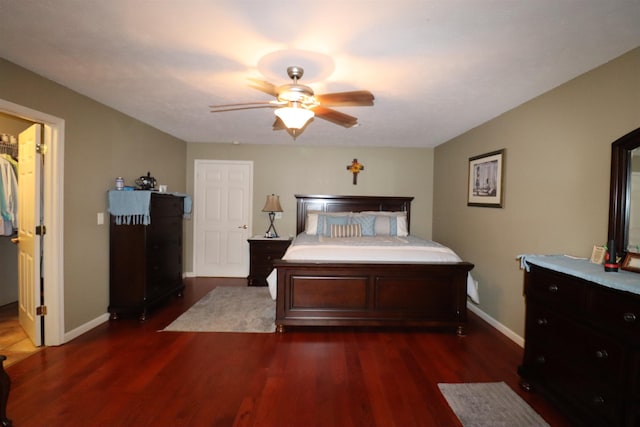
519;255;640;426
247;236;292;286
109;192;185;320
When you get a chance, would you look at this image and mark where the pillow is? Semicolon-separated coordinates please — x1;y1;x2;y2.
305;211;321;235
318;214;350;236
349;214;376;236
330;223;362;238
373;215;395;236
396;215;408;236
361;211;408;236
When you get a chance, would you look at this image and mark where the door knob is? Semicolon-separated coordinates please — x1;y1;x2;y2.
10;237;19;244
238;225;248;229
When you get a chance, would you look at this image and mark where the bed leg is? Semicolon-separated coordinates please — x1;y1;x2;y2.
456;325;466;336
276;324;285;333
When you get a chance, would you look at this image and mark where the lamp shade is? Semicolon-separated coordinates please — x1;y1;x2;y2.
262;194;283;212
274;104;314;130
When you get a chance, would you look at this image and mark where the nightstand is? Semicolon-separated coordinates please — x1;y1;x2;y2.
247;236;292;286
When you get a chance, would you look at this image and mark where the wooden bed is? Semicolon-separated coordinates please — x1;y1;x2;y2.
274;195;474;334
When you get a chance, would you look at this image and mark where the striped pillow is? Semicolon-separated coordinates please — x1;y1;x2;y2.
330;223;362;238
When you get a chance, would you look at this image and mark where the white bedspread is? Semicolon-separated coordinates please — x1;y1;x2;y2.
266;234;479;304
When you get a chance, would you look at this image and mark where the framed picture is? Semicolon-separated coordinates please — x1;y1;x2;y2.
590;245;606;264
621;252;640;273
468;149;505;207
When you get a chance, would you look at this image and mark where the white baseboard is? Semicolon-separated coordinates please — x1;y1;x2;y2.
63;312;110;344
60;298;523;349
467;303;524;348
184;271;196;278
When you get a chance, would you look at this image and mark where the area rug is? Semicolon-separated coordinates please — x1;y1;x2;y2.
438;382;550;427
162;286;275;333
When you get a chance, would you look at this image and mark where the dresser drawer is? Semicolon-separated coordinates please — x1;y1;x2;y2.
586;286;640;344
248;238;292;286
523;340;624;425
569;380;624;425
525;302;626;384
250;243;289;269
251;241;290;256
523;340;627;426
526;266;587;310
147;217;183;246
150;193;184;218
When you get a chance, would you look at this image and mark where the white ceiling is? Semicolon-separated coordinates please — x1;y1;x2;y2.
1;0;639;147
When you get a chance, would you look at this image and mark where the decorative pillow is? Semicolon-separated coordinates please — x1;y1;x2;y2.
373;215;395;236
319;214;350;236
361;211;408;236
396;215;408;236
330;223;362;238
349;214;376;236
305;211;321;235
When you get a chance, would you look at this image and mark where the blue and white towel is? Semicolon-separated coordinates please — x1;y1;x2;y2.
108;190;193;224
108;190;152;225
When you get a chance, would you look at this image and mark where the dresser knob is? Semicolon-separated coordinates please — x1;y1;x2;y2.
536;318;548;326
591;396;605;406
536;355;546;364
594;350;608;360
623;312;637;323
547;284;558;293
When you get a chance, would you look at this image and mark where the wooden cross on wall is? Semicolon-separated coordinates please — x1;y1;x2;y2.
346;159;364;185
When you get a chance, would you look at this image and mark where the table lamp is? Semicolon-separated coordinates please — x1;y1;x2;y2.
262;194;283;238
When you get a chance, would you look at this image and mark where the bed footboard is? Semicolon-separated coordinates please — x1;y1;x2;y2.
274;260;474;334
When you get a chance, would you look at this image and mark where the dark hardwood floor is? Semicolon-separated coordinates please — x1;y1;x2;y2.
5;277;572;426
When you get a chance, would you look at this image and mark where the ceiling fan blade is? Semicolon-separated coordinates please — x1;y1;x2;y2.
248;78;278;97
315;91;374;107
210;98;285;113
210;101;274;108
210;104;276;113
312;106;359;128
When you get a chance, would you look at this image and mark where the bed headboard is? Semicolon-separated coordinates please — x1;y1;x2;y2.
295;194;414;235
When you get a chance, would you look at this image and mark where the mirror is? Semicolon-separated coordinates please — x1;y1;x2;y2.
630;148;640;251
608;127;640;254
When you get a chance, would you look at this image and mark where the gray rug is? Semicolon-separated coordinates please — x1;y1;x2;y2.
438;382;550;427
162;286;276;333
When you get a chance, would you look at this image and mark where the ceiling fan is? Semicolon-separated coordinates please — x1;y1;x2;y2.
209;66;374;137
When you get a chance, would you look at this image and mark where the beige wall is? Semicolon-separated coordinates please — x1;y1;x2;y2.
434;47;640;338
184;143;434;272
0;59;187;331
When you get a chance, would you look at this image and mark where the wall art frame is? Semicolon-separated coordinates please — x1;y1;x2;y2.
621;252;640;273
468;149;505;208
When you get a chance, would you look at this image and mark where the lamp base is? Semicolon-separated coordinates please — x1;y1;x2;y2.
265;212;279;238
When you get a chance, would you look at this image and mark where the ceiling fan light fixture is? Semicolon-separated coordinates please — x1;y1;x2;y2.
274;103;314;130
210;66;374;134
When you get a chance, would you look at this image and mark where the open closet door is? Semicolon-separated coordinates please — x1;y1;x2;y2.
17;124;42;346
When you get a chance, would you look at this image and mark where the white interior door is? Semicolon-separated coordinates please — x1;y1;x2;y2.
17;124;42;346
194;160;252;277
